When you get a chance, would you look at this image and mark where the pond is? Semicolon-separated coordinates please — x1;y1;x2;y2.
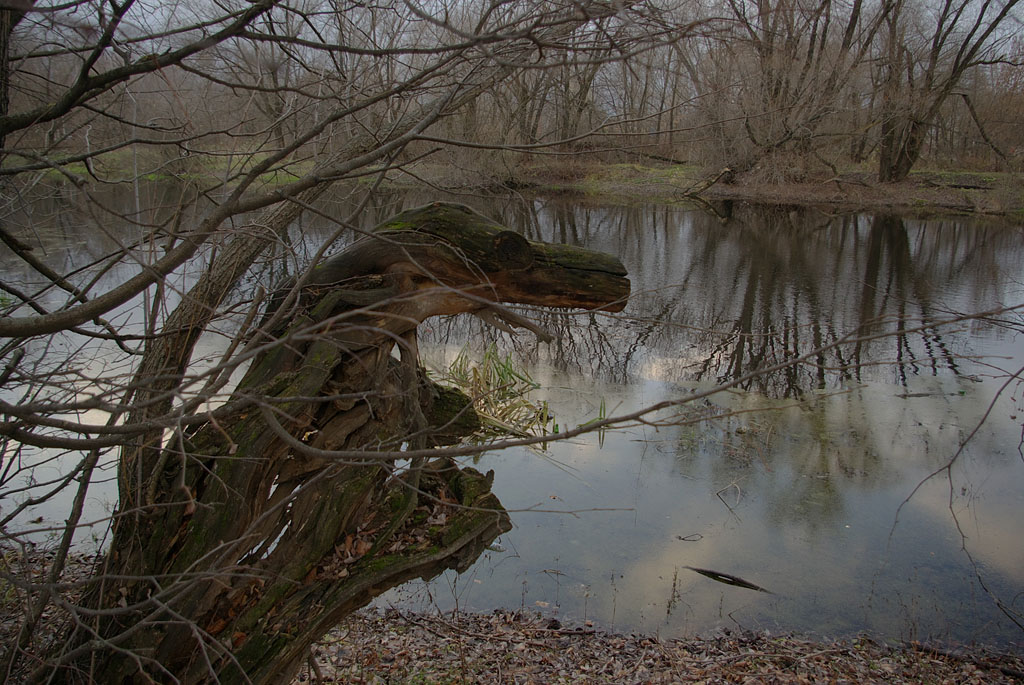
393;198;1024;649
2;188;1021;649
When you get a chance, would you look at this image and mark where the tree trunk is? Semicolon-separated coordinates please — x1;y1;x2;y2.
48;202;629;684
878;116;926;182
0;1;34;152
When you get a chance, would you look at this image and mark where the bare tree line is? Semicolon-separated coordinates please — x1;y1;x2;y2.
3;0;1021;191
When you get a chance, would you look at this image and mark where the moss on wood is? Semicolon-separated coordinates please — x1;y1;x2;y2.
73;202;628;685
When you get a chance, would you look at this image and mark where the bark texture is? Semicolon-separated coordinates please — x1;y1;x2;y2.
52;202;629;684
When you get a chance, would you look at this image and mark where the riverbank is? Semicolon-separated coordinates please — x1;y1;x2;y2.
298;608;1024;683
397;160;1024;218
5;544;1022;682
566;164;1024;217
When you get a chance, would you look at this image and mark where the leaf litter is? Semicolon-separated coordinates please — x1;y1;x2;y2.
4;549;1021;683
295;608;1024;684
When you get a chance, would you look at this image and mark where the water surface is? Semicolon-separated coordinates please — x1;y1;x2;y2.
398;199;1024;648
2;189;1021;647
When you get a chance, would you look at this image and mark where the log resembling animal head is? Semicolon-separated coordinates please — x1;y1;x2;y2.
101;206;627;685
266;202;630;346
369;202;630;314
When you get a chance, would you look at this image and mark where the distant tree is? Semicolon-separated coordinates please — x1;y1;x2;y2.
715;0;892;177
877;0;1022;181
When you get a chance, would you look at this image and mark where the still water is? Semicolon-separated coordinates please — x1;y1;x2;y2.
392;198;1024;649
2;188;1022;648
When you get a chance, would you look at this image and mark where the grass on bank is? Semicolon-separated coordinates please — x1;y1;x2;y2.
9;140;1024;217
525;159;1024;216
430;343;556;440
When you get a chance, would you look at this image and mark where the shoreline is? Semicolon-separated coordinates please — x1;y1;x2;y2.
398;162;1024;219
4;550;1022;683
297;607;1024;683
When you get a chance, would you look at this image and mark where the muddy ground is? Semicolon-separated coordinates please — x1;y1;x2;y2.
698;171;1022;217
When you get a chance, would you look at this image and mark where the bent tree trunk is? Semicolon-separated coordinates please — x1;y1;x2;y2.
52;203;629;684
878;116;927;183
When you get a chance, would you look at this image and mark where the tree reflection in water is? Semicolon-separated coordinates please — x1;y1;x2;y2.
408;197;1022;645
459;199;1019;400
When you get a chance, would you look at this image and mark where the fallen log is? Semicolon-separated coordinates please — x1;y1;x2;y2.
59;202;629;685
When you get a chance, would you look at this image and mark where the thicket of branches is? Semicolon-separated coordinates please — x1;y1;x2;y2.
2;0;1022;188
462;0;1024;180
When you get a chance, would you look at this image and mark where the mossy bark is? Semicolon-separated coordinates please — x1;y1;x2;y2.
52;202;629;684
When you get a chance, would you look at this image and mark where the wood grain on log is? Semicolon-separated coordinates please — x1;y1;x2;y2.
65;202;630;685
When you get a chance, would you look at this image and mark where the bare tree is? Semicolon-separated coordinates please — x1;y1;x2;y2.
2;1;1019;682
877;0;1022;181
0;0;666;681
709;0;892;177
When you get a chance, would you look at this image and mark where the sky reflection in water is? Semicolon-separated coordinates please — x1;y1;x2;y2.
391;199;1024;648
